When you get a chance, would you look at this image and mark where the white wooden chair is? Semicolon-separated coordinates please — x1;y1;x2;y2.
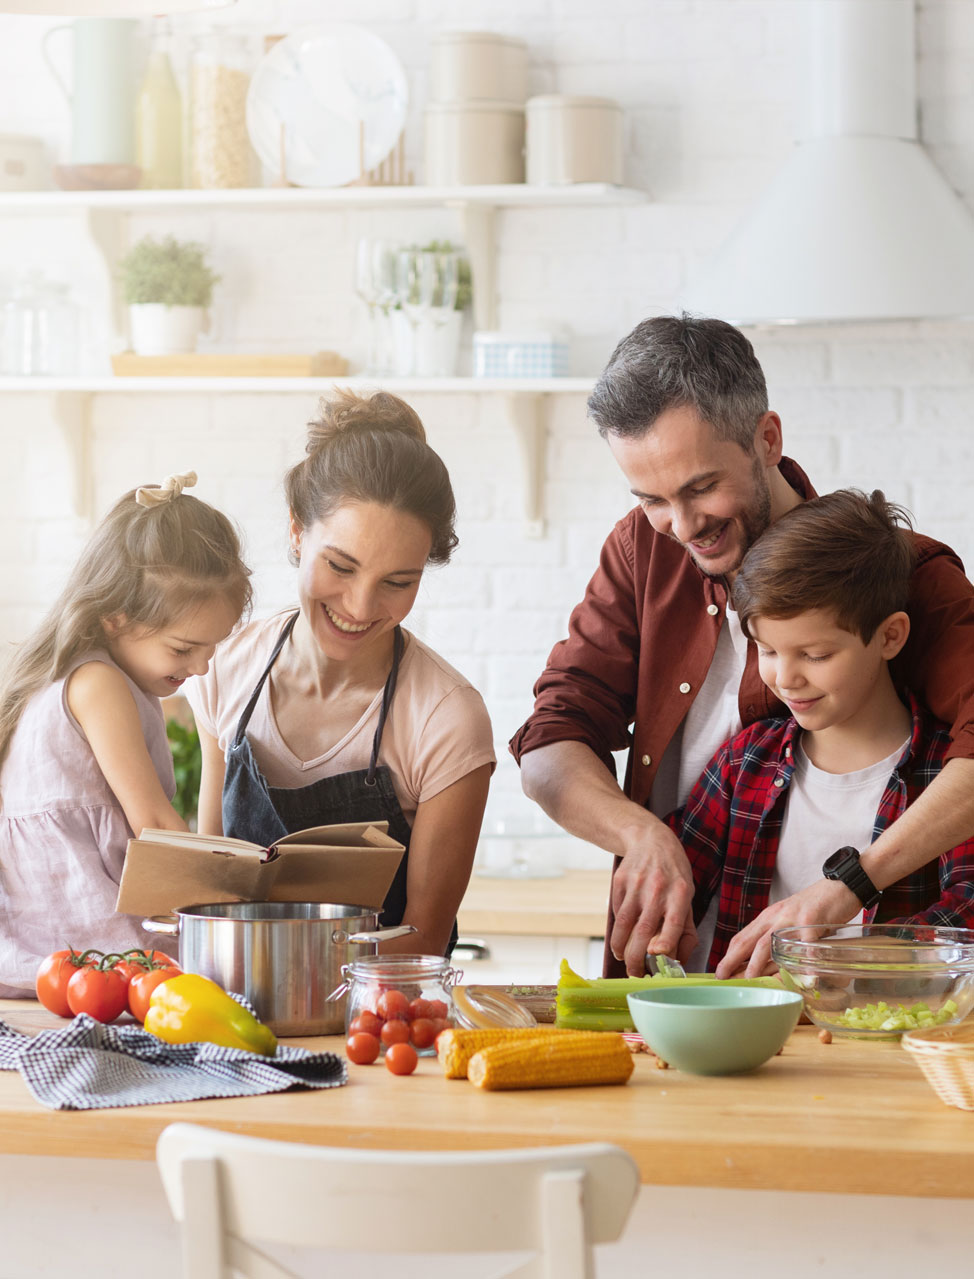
156;1122;640;1279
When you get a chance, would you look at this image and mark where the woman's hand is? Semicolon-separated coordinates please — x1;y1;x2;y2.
379;763;492;956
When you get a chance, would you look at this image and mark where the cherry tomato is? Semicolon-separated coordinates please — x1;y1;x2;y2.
66;965;128;1024
35;949;100;1018
349;1011;383;1038
346;1032;381;1065
408;997;432;1021
377;988;409;1021
430;1017;451;1039
385;1041;418;1075
380;1018;410;1047
128;967;178;1022
409;1017;437;1049
427;999;449;1020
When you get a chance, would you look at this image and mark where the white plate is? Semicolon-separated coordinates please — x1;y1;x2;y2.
246;23;408;188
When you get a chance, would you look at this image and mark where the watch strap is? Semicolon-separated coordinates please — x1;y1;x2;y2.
824;846;882;910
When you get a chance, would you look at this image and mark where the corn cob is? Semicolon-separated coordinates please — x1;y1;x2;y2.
437;1027;598;1079
467;1032;635;1091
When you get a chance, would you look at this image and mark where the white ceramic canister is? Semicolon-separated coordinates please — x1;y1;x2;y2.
424;101;525;185
0;134;48;191
430;31;528;104
525;95;624;185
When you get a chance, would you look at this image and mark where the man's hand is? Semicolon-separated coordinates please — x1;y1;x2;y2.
610;824;697;975
715;878;861;978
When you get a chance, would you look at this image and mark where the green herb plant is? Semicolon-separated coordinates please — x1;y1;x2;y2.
166;718;203;824
119;235;220;308
417;240;472;311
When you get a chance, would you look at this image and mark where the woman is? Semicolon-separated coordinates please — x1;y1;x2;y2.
188;390;494;957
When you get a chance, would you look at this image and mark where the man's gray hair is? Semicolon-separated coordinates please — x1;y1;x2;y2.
587;313;769;451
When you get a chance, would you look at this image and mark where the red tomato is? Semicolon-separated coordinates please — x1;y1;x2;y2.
427;999;449;1020
66;966;129;1024
377;988;409;1021
430;1017;451;1039
349;1010;383;1038
409;1017;437;1049
35;949;99;1018
407;997;432;1021
346;1032;381;1065
134;949;181;971
380;1018;410;1047
128;967;178;1022
385;1042;418;1075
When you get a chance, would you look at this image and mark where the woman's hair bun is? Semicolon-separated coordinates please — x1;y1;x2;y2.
307;388;427;454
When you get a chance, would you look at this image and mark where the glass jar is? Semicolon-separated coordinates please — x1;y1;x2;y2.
136;18;183;189
341;955;460;1056
0;273;79;376
189;31;254;188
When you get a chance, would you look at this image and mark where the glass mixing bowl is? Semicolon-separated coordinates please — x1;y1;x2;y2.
772;924;974;1038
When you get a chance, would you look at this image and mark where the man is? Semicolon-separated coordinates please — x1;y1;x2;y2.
509;315;974;977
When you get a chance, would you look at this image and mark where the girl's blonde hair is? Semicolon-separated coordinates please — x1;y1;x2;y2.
0;480;252;786
285;388;458;564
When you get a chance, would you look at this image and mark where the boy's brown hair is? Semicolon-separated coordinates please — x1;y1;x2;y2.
731;488;916;643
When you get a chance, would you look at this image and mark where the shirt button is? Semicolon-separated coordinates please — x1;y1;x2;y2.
773;777;785;788
679;682;691;694
641;754;652;767
707;604;719;616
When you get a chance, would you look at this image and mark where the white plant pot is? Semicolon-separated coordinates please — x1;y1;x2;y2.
128;304;204;356
391;309;464;377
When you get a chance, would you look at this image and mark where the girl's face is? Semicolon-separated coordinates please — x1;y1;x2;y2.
291;501;431;663
103;596;240;699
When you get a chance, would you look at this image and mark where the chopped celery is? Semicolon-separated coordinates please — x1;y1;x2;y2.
819;997;962;1033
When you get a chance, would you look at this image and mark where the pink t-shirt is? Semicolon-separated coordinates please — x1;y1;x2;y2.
0;652;177;996
187;611;495;825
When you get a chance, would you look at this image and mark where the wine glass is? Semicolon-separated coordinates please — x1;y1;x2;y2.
396;249;460;376
354;238;401;375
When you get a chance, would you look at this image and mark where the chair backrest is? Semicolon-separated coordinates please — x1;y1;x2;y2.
156;1123;640;1279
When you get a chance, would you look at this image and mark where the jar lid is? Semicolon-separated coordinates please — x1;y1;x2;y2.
424;100;525;115
344;954;455;981
526;94;622;112
453;985;538;1029
432;30;527;50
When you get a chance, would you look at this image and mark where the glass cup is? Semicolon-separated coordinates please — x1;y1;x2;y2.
354;237;402;375
396;248;460;376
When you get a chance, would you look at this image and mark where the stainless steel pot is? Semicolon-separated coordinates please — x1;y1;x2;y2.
144;901;415;1036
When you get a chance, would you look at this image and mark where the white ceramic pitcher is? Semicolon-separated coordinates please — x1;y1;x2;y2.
42;18;137;165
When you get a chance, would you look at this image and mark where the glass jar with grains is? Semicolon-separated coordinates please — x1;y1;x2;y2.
189;31;254;188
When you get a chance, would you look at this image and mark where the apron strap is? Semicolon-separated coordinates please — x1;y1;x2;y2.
366;625;404;786
231;611;299;748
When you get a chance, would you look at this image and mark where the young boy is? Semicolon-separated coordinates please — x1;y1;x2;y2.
668;488;974;972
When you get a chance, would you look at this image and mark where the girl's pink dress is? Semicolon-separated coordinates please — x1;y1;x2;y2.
0;652;177;996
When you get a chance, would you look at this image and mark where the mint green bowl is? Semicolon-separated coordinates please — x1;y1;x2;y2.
626;986;803;1075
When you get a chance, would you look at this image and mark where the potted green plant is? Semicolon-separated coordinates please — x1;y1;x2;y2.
391;239;472;377
118;234;220;356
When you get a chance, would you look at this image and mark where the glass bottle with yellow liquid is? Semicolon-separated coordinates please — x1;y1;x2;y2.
136;19;183;188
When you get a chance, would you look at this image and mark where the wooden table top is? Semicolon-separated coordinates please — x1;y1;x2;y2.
1;1000;971;1198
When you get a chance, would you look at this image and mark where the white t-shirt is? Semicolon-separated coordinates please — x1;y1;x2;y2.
770;735;909;923
649;607;749;969
187;611;496;827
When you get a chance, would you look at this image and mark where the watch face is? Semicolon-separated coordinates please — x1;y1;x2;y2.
824;847;857;876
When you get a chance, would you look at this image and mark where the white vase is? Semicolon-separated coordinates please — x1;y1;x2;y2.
128;303;203;356
391;309;464;377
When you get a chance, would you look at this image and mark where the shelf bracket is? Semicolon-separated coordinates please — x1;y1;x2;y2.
502;391;547;538
85;207;126;342
454;201;497;332
52;391;94;523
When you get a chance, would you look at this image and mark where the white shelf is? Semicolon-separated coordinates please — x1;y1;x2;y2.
0;183;647;214
0;375;596;393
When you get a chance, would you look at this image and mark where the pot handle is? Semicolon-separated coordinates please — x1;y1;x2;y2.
345;924;417;944
142;914;179;936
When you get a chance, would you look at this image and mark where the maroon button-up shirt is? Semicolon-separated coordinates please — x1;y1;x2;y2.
509;458;974;975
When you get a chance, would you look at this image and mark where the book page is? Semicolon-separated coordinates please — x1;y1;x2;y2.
138;828;265;856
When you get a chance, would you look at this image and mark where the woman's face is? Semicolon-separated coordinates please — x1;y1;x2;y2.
291;501;432;662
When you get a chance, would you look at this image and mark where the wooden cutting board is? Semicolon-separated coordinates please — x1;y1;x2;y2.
110;350;349;377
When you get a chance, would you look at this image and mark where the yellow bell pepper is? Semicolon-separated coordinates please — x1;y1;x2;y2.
143;973;277;1056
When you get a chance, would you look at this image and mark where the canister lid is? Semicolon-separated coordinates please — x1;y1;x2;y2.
432;30;528;50
526;94;623;112
425;100;526;115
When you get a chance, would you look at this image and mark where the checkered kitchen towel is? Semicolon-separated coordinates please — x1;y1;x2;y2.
0;1013;347;1110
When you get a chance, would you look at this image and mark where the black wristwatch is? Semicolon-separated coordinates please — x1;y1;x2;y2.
822;846;882;909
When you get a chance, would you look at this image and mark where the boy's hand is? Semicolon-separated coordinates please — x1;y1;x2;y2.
715;878;861;978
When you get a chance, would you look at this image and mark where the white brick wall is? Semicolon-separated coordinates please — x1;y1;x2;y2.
3;0;974;857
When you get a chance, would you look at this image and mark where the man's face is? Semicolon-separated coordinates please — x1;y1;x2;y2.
606;403;775;579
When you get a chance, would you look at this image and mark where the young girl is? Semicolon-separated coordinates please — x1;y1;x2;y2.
0;471;251;996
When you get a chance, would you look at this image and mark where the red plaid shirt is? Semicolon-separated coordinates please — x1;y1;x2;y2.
667;696;974;971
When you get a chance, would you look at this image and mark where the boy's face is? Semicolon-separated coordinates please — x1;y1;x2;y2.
749;608;907;733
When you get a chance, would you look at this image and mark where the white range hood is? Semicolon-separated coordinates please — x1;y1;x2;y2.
682;0;974;325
